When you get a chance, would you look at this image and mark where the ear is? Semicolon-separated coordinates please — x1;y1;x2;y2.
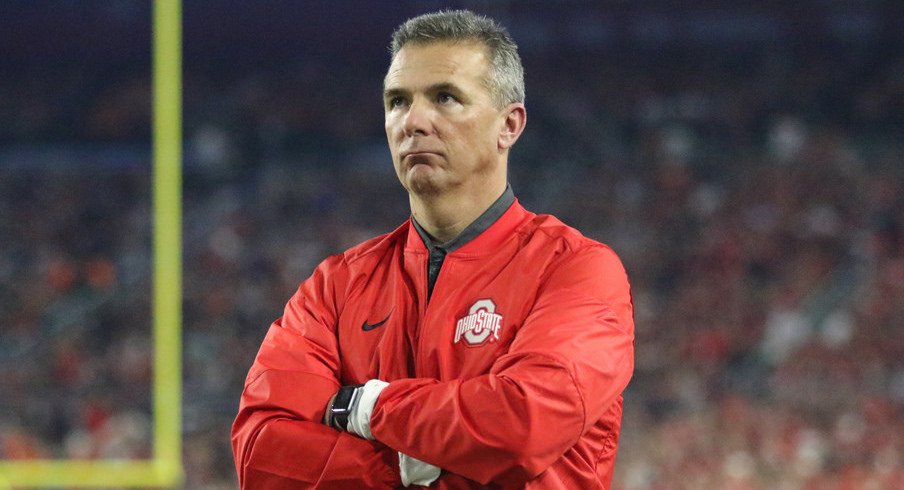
497;103;526;152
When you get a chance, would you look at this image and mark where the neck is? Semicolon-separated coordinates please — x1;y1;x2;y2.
410;181;506;243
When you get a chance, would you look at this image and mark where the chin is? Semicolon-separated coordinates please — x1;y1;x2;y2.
407;176;444;196
400;165;439;194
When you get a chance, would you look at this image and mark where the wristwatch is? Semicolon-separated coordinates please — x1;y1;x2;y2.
329;384;364;431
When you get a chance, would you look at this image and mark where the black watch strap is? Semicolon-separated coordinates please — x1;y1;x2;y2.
330;384;364;431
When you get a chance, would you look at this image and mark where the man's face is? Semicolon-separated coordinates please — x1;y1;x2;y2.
384;41;507;196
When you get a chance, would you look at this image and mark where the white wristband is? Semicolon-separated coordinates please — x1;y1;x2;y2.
346;379;389;440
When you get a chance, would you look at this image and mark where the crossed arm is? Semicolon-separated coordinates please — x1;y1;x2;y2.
231;246;634;488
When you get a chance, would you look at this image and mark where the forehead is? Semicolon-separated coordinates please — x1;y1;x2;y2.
384;41;490;89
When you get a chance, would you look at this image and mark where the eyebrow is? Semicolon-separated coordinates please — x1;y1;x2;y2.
383;82;463;100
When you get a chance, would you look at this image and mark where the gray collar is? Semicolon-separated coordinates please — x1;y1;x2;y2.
412;184;515;253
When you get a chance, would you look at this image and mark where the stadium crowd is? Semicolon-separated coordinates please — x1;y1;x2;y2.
2;5;903;489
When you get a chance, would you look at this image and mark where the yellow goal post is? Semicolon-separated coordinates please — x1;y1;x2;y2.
0;0;184;487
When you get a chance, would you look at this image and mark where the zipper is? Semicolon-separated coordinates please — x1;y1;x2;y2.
415;251;450;375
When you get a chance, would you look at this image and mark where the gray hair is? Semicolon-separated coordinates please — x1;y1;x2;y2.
389;10;525;108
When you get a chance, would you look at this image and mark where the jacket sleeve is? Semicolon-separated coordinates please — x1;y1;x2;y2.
369;244;634;485
231;256;402;489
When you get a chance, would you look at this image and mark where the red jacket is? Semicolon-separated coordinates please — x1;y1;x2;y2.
232;200;635;489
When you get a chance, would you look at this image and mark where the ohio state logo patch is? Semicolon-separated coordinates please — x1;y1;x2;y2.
454;299;503;346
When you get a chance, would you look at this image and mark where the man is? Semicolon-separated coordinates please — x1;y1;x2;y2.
232;10;634;489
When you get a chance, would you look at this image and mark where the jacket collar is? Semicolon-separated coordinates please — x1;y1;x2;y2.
405;185;528;256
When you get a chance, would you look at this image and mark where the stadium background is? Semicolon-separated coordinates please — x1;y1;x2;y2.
1;0;903;488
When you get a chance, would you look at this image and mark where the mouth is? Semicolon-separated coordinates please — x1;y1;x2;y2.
401;150;441;160
400;151;442;167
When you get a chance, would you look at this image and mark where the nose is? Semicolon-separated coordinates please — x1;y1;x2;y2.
402;97;432;137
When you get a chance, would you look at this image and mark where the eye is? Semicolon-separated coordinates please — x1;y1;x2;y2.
437;92;457;105
387;96;407;109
